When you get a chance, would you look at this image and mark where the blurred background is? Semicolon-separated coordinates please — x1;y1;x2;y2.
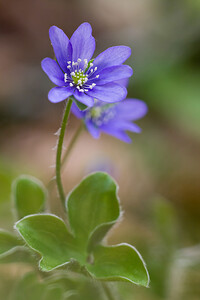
0;0;200;299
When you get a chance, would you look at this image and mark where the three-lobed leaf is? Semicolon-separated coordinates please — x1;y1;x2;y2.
12;175;47;219
14;172;149;287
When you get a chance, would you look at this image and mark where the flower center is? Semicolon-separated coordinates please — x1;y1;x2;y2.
64;59;100;93
86;103;116;126
71;70;88;86
90;106;102;119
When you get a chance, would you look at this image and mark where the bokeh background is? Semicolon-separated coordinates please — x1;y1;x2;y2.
0;0;200;299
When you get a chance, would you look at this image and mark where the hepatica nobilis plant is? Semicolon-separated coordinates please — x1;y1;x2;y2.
0;23;149;300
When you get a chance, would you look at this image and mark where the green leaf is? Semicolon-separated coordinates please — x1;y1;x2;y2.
0;229;35;265
12;175;47;219
87;244;150;287
67;172;120;251
0;230;23;257
0;247;35;264
73;97;88;111
15;214;85;271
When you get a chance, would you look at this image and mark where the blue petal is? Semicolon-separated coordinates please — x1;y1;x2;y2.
86;83;127;103
93;46;131;72
100;126;132;143
85;120;101;139
74;89;94;107
48;86;73;103
70;23;95;66
114;78;129;88
94;65;133;85
49;26;72;73
104;119;142;133
41;58;64;86
71;102;85;119
116;99;148;120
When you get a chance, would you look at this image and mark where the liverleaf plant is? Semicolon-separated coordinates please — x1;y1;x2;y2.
0;22;150;300
15;172;149;287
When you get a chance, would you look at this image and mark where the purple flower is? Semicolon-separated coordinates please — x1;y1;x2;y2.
41;23;133;107
71;98;148;143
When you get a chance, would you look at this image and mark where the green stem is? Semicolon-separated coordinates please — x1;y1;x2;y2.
56;98;73;209
102;282;116;300
61;122;84;170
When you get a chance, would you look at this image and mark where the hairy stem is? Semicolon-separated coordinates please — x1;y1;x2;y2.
61;122;84;170
56;98;73;209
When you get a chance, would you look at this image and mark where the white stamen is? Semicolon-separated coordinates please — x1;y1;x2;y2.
67;61;71;64
64;73;68;82
69;83;74;87
94;67;97;71
77;58;81;62
96;75;99;78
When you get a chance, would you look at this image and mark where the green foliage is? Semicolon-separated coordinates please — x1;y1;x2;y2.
0;229;34;264
67;172;120;252
88;244;149;286
15;172;149;287
15;214;84;271
0;230;23;257
12;175;47;219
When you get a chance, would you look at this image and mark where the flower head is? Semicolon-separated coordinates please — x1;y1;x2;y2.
71;98;148;143
41;23;133;107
